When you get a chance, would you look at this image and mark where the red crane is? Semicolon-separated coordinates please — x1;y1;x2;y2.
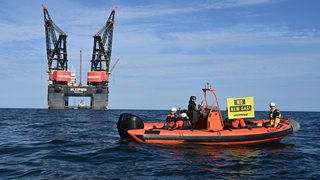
87;7;116;85
42;4;71;85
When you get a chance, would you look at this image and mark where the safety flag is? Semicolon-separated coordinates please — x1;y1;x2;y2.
227;96;255;119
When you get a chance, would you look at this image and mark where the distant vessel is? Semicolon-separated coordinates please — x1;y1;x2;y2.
78;100;86;107
78;100;89;109
42;4;116;110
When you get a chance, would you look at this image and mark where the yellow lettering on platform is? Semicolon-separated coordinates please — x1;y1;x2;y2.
227;96;255;119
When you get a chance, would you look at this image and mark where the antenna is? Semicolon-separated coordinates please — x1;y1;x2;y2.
79;50;82;86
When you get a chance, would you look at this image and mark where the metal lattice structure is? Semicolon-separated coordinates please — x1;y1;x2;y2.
90;8;116;74
43;4;68;73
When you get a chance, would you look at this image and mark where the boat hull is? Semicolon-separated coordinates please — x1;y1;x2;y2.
126;119;297;145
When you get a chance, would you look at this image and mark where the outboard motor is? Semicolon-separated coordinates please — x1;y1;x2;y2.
117;113;144;141
287;118;301;133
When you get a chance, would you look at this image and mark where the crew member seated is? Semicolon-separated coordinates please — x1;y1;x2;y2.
268;102;281;128
224;107;246;129
231;118;246;128
164;107;178;130
175;113;191;129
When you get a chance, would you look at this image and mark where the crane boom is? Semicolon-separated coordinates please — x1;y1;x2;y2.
88;8;116;85
43;4;69;84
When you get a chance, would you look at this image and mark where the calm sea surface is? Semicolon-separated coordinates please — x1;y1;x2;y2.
0;109;319;179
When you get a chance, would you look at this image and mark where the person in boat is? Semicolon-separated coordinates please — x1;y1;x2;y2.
198;103;207;118
269;102;281;128
231;118;246;128
165;107;178;130
224;108;246;129
188;96;198;131
198;103;204;113
175;113;189;129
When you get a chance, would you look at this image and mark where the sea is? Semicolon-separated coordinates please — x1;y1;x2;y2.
0;108;319;179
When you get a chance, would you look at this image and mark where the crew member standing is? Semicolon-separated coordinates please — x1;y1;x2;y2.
269;102;281;128
188;96;198;131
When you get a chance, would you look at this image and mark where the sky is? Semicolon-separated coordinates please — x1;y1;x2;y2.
0;0;319;111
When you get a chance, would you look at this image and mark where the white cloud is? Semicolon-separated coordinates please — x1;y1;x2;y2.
0;22;42;43
202;0;278;9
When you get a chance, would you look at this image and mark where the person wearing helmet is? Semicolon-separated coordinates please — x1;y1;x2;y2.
269;102;281;128
165;107;178;130
174;113;189;129
188;96;198;131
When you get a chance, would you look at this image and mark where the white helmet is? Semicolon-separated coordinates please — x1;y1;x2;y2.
171;107;177;112
180;113;187;118
269;102;276;107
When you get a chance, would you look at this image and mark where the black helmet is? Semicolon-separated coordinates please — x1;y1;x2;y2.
190;96;196;101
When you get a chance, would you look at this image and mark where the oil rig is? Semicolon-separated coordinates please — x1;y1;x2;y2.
42;5;116;109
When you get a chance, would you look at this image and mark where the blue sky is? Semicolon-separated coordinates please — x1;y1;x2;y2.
0;0;319;111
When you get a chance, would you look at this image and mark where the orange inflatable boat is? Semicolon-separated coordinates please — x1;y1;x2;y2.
117;87;300;145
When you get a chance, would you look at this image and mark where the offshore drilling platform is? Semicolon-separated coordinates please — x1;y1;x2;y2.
42;5;116;109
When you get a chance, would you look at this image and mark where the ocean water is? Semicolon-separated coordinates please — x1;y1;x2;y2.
0;109;319;179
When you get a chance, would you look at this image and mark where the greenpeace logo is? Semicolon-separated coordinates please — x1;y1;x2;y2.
234;113;248;117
